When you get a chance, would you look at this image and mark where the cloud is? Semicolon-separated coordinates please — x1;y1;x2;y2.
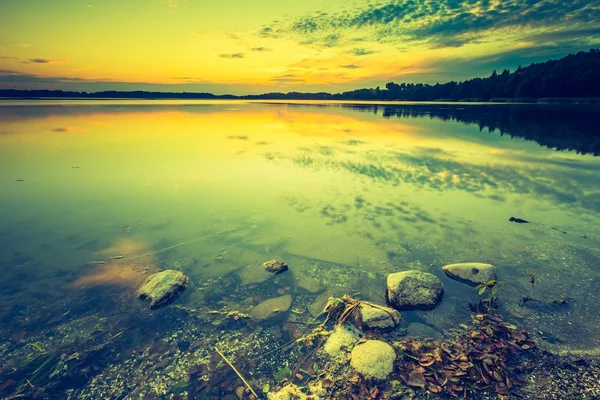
251;46;272;52
341;64;361;69
523;27;600;43
351;48;377;56
259;0;600;50
270;73;305;84
52;127;72;132
219;53;245;59
23;58;55;64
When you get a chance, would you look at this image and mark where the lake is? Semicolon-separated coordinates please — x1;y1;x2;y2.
1;100;599;399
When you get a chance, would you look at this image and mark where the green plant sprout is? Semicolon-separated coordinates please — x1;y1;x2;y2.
474;280;501;310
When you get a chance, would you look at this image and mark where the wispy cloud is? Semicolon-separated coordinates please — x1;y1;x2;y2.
251;46;272;52
351;48;377;56
219;53;245;59
340;64;361;69
23;58;55;64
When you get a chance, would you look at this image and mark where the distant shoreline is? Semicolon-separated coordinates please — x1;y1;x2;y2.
1;97;600;105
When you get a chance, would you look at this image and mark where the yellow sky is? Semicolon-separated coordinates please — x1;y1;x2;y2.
0;0;598;94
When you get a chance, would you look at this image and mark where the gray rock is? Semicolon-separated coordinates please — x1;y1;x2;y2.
323;323;361;362
263;259;289;274
237;262;273;285
442;262;497;286
353;303;402;330
350;340;396;380
250;294;292;321
406;322;442;339
138;270;188;309
292;270;322;293
386;270;444;310
308;290;334;317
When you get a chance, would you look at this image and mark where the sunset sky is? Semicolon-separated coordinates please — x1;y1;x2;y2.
1;0;599;94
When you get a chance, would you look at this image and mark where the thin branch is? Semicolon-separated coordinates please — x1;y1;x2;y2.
215;347;259;399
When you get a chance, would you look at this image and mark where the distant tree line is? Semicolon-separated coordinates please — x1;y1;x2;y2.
1;49;600;101
343;49;600;101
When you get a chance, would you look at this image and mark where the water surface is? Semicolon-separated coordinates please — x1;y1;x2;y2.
1;100;599;397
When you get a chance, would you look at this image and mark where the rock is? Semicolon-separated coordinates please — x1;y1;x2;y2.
263;259;289;274
138;270;188;309
442;262;497;286
308;290;334;317
509;217;529;223
353;303;402;330
237;263;273;285
350;340;396;380
267;383;318;400
250;294;292;321
323;323;361;362
386;270;444;310
406;322;442;339
292;270;322;293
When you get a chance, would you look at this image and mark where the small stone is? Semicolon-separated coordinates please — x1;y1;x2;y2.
386;270;444;310
323;323;361;363
250;294;292;321
263;260;289;274
350;340;396;380
353;303;402;330
138;270;188;309
442;262;497;286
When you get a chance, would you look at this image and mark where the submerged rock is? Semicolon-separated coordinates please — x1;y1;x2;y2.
323;323;361;362
353;303;402;330
509;217;529;223
308;290;334;317
250;294;292;321
406;322;442;339
138;270;188;309
263;259;289;274
350;340;396;380
292;270;322;293
386;270;444;310
237;262;273;285
442;262;497;286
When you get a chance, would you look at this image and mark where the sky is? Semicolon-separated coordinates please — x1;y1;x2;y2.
0;0;599;94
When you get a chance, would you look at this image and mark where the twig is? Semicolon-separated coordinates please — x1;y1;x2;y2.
26;379;34;388
215;347;259;399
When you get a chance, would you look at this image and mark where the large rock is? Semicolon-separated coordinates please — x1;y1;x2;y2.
250;294;292;321
138;270;188;309
386;270;444;310
350;340;396;380
323;323;361;362
353;303;402;330
442;262;496;286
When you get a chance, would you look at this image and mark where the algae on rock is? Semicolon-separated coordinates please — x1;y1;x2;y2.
138;270;188;309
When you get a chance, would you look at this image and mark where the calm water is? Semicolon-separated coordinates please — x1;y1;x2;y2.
1;100;599;397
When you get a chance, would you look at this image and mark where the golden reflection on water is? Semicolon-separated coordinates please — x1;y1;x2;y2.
1;102;600;350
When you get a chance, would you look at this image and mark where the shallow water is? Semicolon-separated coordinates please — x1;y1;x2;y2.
1;100;599;397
